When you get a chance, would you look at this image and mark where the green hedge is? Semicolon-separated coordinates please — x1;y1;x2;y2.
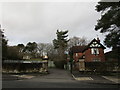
2;63;43;73
85;62;118;71
85;62;107;71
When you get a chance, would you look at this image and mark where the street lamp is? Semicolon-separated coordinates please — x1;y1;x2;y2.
69;50;73;74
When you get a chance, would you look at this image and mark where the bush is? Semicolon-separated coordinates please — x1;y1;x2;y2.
54;60;65;69
85;62;107;71
2;63;44;73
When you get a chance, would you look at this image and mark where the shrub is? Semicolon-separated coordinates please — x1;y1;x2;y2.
54;60;65;69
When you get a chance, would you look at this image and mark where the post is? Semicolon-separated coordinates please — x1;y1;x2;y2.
69;50;73;74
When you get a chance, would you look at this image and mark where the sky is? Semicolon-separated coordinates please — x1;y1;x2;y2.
1;1;111;52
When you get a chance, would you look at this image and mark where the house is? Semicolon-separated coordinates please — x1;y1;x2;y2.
69;38;106;71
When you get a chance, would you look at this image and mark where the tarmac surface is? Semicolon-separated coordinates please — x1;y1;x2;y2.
2;68;120;88
72;70;120;85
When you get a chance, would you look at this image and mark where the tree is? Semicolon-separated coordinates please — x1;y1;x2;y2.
24;42;38;58
53;29;69;59
37;43;47;57
95;2;120;49
0;26;8;60
7;46;20;60
37;43;57;60
95;2;120;62
17;44;25;59
68;36;89;48
53;29;69;68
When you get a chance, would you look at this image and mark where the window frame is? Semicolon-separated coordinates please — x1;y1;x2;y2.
91;48;99;55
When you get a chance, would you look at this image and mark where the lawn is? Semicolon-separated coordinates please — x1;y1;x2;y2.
28;58;43;61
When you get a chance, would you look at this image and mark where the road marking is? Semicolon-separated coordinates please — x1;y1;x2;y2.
72;74;93;81
11;75;35;79
102;76;120;83
75;77;93;81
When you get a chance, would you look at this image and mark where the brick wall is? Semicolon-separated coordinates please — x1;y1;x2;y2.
73;53;83;62
85;48;105;62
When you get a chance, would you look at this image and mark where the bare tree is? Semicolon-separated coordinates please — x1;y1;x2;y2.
68;36;89;48
37;43;57;60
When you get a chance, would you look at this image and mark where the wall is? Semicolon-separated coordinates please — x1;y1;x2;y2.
85;48;105;62
73;53;83;62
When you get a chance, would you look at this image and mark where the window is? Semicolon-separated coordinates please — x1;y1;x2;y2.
76;53;78;57
93;58;101;62
91;48;99;55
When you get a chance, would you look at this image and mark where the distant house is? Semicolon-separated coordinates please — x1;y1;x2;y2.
69;38;106;71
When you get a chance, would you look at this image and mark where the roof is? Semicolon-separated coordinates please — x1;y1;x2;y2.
70;38;106;53
83;38;106;52
70;46;87;53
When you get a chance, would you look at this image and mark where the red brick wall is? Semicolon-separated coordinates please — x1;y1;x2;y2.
85;48;105;62
73;53;83;62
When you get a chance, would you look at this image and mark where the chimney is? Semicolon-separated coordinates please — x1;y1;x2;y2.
97;37;100;42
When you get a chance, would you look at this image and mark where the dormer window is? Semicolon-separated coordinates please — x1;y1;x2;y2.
91;48;99;55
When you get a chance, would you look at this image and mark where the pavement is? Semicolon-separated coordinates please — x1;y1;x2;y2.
72;70;120;85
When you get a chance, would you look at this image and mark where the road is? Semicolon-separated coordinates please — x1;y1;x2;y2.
2;68;119;88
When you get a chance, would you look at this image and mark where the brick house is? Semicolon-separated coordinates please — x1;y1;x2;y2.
69;38;106;71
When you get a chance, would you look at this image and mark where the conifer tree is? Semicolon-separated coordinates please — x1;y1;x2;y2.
53;29;69;61
0;25;8;60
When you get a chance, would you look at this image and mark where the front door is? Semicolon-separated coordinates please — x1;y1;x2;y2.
79;59;85;71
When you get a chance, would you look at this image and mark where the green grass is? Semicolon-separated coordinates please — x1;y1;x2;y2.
28;58;43;61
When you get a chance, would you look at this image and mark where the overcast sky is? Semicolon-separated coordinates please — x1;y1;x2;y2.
1;2;111;52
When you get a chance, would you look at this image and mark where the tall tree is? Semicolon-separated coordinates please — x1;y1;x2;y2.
0;26;8;60
53;29;69;61
95;2;120;49
95;2;120;61
17;44;25;59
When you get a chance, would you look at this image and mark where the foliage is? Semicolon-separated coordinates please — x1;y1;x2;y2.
2;63;46;73
54;60;65;69
29;58;43;61
17;44;25;58
53;30;69;68
85;62;107;71
0;29;8;60
95;2;120;49
24;42;38;58
53;30;69;59
7;46;21;60
53;30;69;49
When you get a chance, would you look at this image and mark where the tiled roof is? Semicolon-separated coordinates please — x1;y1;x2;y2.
69;38;106;53
70;46;87;53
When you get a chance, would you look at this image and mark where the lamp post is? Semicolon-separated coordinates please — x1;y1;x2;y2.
69;50;73;74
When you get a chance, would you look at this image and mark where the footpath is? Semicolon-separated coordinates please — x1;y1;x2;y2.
72;71;120;85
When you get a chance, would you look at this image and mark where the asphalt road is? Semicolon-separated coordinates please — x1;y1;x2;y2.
2;68;119;88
